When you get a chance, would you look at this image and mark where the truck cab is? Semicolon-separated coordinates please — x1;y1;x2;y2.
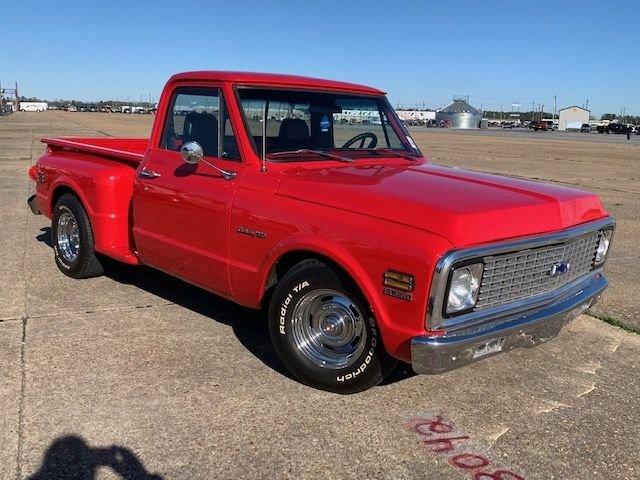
28;71;615;393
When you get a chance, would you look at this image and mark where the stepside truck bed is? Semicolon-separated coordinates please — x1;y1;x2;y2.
32;137;149;265
41;137;148;164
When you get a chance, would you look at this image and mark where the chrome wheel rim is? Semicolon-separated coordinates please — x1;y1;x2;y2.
290;289;366;369
57;211;80;262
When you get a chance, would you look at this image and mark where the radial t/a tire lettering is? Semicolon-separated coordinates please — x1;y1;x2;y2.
268;259;397;394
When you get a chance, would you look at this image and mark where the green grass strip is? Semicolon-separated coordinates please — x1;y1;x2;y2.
588;312;640;335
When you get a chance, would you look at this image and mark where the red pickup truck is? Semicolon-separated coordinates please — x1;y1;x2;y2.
27;71;614;393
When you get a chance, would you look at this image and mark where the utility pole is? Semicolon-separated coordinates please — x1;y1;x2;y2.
532;101;535;121
553;95;557;121
14;81;19;112
585;98;589;111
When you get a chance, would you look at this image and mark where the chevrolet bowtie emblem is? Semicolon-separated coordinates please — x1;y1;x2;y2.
549;261;571;277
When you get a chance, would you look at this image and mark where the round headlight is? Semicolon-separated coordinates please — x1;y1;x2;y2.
446;263;483;314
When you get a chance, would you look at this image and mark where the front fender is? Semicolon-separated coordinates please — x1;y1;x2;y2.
230;187;453;362
261;233;386;319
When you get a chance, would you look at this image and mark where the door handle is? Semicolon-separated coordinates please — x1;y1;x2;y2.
139;168;161;179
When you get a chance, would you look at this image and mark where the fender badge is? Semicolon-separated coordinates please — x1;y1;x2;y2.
383;287;413;301
237;226;267;239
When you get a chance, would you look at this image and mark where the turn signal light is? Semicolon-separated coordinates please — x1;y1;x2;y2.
383;270;414;292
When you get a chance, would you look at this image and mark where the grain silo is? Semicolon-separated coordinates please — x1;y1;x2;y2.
436;96;483;129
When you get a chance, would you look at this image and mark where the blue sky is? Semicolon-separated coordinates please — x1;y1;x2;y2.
2;0;638;116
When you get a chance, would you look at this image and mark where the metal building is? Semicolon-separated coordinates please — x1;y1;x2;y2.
558;106;590;131
435;97;483;129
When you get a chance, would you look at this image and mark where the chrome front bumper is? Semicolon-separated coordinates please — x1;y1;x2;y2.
411;274;608;374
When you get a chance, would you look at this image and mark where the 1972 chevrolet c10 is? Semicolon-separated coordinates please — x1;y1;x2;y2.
27;71;614;393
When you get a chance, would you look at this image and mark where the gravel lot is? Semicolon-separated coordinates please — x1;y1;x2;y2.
1;111;639;480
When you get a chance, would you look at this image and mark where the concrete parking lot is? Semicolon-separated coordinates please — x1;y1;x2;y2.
1;111;639;479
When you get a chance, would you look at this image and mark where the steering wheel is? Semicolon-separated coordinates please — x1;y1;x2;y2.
342;132;378;149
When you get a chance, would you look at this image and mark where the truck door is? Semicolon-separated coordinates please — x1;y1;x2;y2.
133;85;243;297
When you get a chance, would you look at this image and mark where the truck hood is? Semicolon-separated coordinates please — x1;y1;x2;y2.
275;161;607;247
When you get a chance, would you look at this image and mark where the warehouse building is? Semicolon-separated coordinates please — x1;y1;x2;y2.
558;106;590;131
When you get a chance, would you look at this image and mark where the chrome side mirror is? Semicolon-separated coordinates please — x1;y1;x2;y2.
179;140;237;181
180;141;204;164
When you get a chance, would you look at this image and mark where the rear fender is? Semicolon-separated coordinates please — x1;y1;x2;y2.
37;153;139;264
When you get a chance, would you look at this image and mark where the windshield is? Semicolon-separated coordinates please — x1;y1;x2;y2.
237;88;421;161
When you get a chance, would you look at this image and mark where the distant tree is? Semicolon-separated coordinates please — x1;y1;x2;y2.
19;96;45;102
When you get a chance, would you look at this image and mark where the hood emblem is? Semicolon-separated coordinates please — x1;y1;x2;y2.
549;261;571;277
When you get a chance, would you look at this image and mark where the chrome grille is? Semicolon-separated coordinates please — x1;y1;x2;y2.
476;231;600;309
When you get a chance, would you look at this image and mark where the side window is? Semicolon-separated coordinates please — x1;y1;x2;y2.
161;87;240;160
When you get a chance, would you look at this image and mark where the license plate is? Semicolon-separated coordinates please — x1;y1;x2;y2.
473;338;504;359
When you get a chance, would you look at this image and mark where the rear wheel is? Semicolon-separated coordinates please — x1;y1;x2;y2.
52;193;104;278
268;259;397;394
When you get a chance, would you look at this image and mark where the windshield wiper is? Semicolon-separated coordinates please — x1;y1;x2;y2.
374;148;419;160
269;149;354;163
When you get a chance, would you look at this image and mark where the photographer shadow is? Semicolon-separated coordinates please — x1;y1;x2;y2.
28;435;162;480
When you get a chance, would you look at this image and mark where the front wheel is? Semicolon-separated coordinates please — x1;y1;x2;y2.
268;259;397;394
52;193;104;278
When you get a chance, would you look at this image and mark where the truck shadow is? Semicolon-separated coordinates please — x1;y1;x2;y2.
28;435;162;480
36;227;414;387
100;256;294;381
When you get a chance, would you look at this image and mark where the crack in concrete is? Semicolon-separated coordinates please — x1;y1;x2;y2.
1;302;178;324
15;316;27;480
14;130;35;479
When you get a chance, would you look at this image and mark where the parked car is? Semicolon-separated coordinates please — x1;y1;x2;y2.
598;123;630;135
529;120;548;131
27;71;615;393
545;121;556;131
502;122;516;129
580;124;592;133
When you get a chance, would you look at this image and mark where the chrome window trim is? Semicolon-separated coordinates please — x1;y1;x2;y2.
427;217;616;332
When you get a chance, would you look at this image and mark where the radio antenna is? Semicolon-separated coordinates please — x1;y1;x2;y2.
261;100;268;172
